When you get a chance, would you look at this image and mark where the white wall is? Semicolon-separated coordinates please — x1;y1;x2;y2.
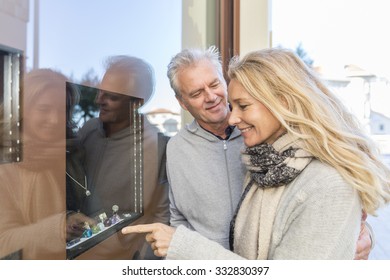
239;0;271;55
179;0;272;126
0;0;29;52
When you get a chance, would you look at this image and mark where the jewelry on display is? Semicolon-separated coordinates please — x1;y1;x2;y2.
91;224;100;234
110;205;120;224
66;207;139;250
66;172;91;196
97;213;106;230
82;222;92;238
99;213;107;222
67;238;80;247
102;211;112;227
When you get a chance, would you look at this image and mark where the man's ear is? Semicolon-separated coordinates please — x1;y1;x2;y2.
176;95;188;111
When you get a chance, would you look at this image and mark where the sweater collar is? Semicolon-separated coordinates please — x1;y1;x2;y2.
96;118;133;140
186;119;241;142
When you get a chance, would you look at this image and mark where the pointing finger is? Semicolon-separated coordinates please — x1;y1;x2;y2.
121;223;160;235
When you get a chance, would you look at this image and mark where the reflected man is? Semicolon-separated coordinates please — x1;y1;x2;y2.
74;56;169;259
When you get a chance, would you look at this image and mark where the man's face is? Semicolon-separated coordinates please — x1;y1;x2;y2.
176;59;229;129
96;73;132;125
95;90;131;124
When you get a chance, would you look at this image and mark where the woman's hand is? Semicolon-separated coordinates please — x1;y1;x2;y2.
122;223;176;257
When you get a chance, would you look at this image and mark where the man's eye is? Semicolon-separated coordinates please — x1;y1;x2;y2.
109;96;119;101
210;82;220;88
190;92;201;98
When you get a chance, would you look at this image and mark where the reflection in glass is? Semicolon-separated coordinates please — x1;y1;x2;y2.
0;68;68;260
65;83;144;259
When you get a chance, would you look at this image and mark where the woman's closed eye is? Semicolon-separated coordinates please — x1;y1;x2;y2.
238;104;249;110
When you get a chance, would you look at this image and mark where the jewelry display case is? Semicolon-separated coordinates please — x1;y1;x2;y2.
65;83;144;259
66;207;143;259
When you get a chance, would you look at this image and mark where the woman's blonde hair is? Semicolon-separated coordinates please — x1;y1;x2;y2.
228;48;390;215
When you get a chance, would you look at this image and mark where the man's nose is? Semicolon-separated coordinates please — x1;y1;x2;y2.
204;88;217;102
95;92;105;104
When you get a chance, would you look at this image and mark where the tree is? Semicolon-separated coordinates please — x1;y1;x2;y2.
295;42;314;67
69;69;101;129
275;42;314;67
70;83;99;129
79;68;100;88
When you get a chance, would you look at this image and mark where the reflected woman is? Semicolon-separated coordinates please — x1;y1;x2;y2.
1;69;73;259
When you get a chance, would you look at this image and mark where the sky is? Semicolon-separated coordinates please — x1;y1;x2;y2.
272;0;390;79
272;0;390;123
27;0;390;114
27;0;182;113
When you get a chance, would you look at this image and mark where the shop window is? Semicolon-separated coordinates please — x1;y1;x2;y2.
0;45;23;164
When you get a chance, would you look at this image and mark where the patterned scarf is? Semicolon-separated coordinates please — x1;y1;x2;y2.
229;133;313;259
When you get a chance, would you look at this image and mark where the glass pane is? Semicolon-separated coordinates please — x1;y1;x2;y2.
0;47;22;164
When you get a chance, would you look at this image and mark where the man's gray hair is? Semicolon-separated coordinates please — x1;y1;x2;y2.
104;55;155;100
167;46;224;97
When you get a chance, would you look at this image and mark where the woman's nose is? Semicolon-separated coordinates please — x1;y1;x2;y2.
228;108;240;126
47;110;60;125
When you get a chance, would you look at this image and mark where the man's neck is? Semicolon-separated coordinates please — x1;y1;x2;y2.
103;121;130;137
198;118;231;139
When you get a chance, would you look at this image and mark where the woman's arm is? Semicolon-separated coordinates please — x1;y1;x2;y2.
122;224;245;260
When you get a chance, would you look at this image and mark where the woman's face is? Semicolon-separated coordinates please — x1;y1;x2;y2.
228;79;286;147
25;89;65;142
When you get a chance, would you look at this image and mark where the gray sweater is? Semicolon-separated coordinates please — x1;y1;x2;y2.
167;160;362;260
167;120;245;249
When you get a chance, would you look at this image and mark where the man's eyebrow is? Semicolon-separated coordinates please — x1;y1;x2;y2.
99;90;123;98
188;87;203;96
188;78;220;96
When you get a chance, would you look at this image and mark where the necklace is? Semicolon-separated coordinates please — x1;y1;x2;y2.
66;171;91;196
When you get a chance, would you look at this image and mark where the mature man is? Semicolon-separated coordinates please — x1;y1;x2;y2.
165;46;244;249
164;46;372;258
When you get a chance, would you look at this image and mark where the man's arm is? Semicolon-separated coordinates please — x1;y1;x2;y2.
166;161;190;228
168;182;190;228
354;212;374;260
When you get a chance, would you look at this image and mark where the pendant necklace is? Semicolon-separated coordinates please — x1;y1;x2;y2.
66;172;91;196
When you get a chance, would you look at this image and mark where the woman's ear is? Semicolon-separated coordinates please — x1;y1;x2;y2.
279;95;289;109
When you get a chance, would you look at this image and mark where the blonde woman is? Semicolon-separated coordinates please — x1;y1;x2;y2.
122;48;389;259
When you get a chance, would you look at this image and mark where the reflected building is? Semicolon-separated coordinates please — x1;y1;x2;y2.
145;108;181;137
